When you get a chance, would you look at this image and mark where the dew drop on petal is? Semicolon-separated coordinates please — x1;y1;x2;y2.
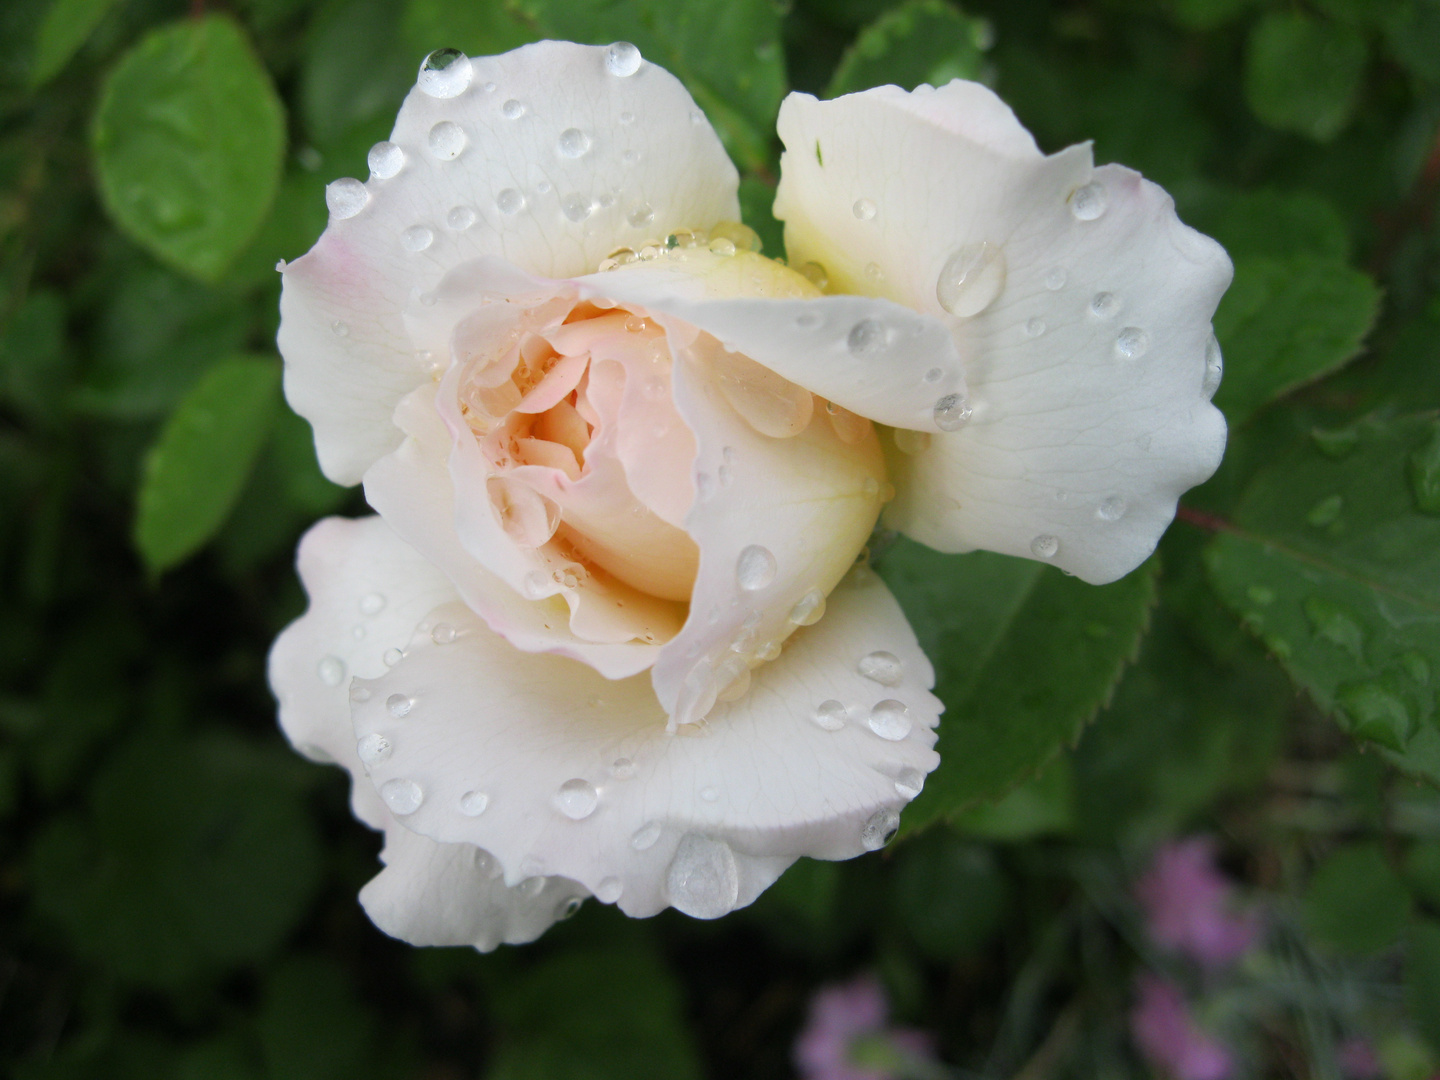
367;141;404;179
621;148;641;166
847;318;888;357
401;224;433;252
894;429;931;455
1115;326;1149;359
517;875;545;898
1090;292;1118;319
381;778;423;815
666;834;739;919
1031;534;1059;559
605;40;642;76
316;655;346;686
561;193;592;222
349;685;371;703
619;110;635;125
501;98;525;120
446;205;476;230
430;623;456;644
360;592;386;615
325;178;368;219
596;876;624;903
812;700;847;731
895;768;925;799
630;821;662;850
556;895;583;920
1044;267;1067;291
1071;181;1108;220
789;588;826;626
382;648;402;667
700;786;719;802
858;651;903;686
459;789;489;816
386;693;413;718
861;807;900;850
496;188;525;215
1025;317;1047;337
627;202;653;227
611;757;637;780
356;733;392;766
933;393;972;431
554;778;598;820
936;241;1006;317
736;545;777;591
557;127;591;158
428;120;466;159
1203;334;1224;396
418;48;472;98
852;197;876;220
868;699;912;741
331;321;348;336
1098;495;1126;521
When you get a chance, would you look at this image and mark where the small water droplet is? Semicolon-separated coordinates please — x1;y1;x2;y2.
1307;494;1344;527
557;127;591;158
483;81;496;93
316;655;346;686
496;188;525;216
357;733;392;766
666;834;739;919
556;895;583;920
1410;422;1440;514
865;261;885;283
611;757;637;779
331;320;348;337
847;318;888;357
418;48;473;98
382;647;402;667
894;767;925;799
516;875;545;898
1071;181;1108;220
858;651;903;686
1031;534;1059;559
933;393;972;431
631;821;662;850
861;807;900;850
1202;334;1224;396
381;778;423;815
936;241;1007;317
387;693;413;718
1025;317;1046;337
561;193;592;221
853;197;876;220
1044;267;1067;290
798;261;828;289
325;178;368;219
894;428;931;455
360;592;386;615
736;545;777;591
501;98;525;119
349;685;371;703
690;111;704;125
402;224;433;252
428;120;466;159
459;789;489;816
554;778;598;820
700;786;719;803
596;876;624;903
868;700;912;741
789;588;826;626
810;700;847;731
605;40;642;76
446;205;476;230
1098;495;1126;521
1115;326;1149;359
430;623;456;644
619;110;635;125
1090;292;1118;319
368;141;405;179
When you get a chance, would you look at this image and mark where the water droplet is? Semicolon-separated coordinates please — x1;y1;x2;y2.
446;205;476;230
501;98;525;119
861;807;900;850
853;197;876;220
368;141;405;179
798;261;828;289
523;570;549;598
894;428;931;455
631;821;662;850
418;48;473;98
1303;596;1364;657
812;700;847;731
789;588;826;626
605;40;642;76
700;786;719;803
428;121;466;159
626;202;653;227
483;81;496;93
847;318;888;357
331;320;349;337
868;700;912;740
858;651;903;686
557;127;591;158
936;241;1007;317
1098;495;1126;521
382;647;402;667
865;262;885;283
1044;267;1067;290
596;876;624;903
666;834;739;919
1408;422;1440;514
736;545;777;591
1090;292;1118;319
1025;317;1046;337
556;895;584;920
357;733;392;766
796;311;821;329
381;778;423;815
325;178;368;219
401;224;433;252
349;685;371;703
619;110;635;125
316;655;346;686
933;393;972;432
612;757;637;780
1337;679;1413;751
445;788;490;821
1071;181;1108;220
360;592;386;615
516;875;545;898
1031;534;1059;559
561;193;592;221
1203;334;1223;396
386;693;413;718
895;768;925;799
1307;494;1344;527
430;623;456;645
690;111;704;125
1115;326;1149;359
554;778;598;820
496;188;525;216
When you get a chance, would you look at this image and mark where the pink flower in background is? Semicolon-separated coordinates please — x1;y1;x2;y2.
1136;837;1260;970
794;975;935;1080
1337;1038;1383;1080
1131;974;1234;1080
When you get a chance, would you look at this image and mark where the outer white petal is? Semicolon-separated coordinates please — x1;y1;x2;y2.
268;516;458;826
278;41;741;485
359;825;587;951
775;83;1230;584
349;568;940;920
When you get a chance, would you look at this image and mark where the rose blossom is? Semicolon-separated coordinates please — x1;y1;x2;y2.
269;42;1229;948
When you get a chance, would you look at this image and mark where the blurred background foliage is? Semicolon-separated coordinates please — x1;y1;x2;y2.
1;0;1439;1076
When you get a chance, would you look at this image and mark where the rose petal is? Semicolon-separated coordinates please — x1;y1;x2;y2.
279;41;740;485
775;83;1229;584
348;566;940;922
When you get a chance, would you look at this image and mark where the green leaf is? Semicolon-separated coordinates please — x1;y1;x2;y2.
0;289;69;422
1303;842;1411;953
300;0;413;149
515;0;786;170
401;0;536;62
1204;415;1440;779
259;957;377;1080
135;356;281;573
950;756;1075;842
879;541;1157;833
92;15;286;282
1212;256;1380;426
1178;186;1351;263
30;0;121;88
892;830;1010;958
1410;920;1440;1053
1244;11;1368;142
1382;0;1440;82
826;0;991;99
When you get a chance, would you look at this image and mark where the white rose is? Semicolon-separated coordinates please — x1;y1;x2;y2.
269;41;1228;949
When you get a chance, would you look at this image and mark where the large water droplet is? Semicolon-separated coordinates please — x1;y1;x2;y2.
789;588;826;626
516;875;545;899
858;651;903;686
325;178;368;219
496;188;525;215
603;39;643;76
666;834;739;919
631;821;662;850
1071;181;1108;220
895;767;925;799
554;778;598;820
1115;326;1149;359
861;807;900;850
501;98;525;120
557;127;591;158
446;205;476;230
418;48;473;98
387;693;414;718
847;318;888;357
868;700;912;741
812;700;847;731
381;778;423;815
933;393;972;432
368;141;405;179
714;349;814;438
736;545;777;591
316;655;346;686
936;241;1006;317
428;121;466;159
459;789;489;816
356;733;392;766
401;224;433;252
853;197;876;220
1098;495;1126;521
1030;534;1059;559
561;193;592;221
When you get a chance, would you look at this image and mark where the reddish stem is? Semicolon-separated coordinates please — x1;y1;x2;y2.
1175;504;1232;533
